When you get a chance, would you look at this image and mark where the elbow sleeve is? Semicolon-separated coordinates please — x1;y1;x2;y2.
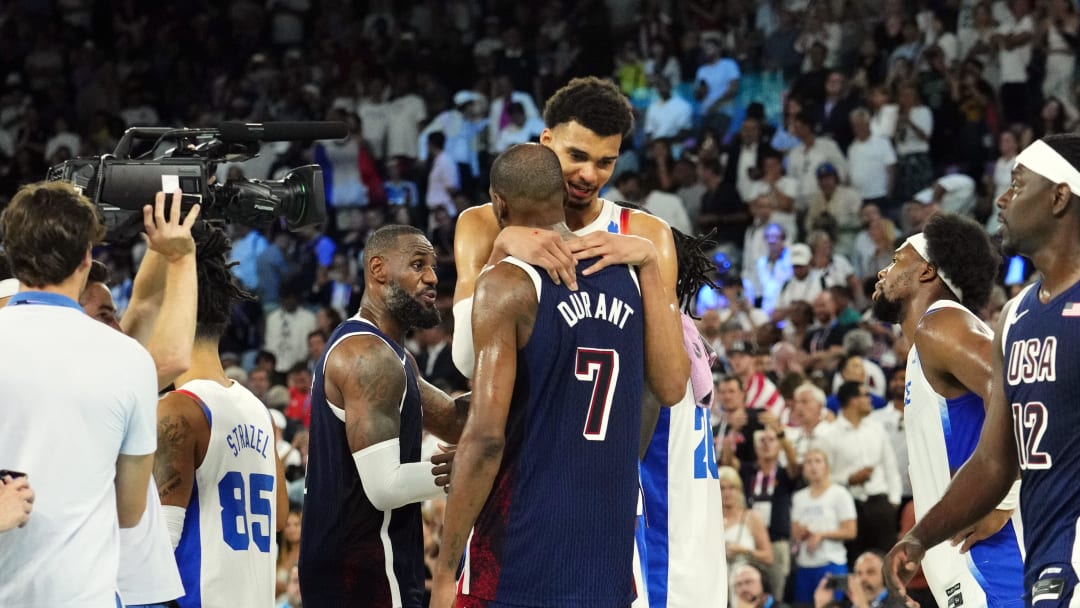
354;439;442;512
452;298;476;378
163;505;187;548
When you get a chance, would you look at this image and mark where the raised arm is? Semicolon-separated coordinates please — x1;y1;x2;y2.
121;191;201;389
431;264;535;608
884;300;1021;599
325;335;443;512
452;205;502;305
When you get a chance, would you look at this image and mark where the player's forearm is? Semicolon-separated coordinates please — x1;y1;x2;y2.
438;435;504;579
907;450;1014;549
422;391;470;444
143;254;197;389
638;262;689;405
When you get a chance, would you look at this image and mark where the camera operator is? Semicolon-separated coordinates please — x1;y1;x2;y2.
814;551;909;608
80;191;200;607
0;181;159;606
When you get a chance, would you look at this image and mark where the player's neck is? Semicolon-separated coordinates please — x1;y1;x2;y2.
564;197;603;231
1031;235;1080;302
900;288;947;341
30;268;89;304
175;340;230;388
357;300;406;344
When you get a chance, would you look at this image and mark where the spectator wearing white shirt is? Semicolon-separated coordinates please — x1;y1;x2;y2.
790;448;858;603
786;383;832;468
805;164;864;257
817;382;902;562
747;151;799;242
744;222;794;315
643;76;693;144
263;286;319;375
695;35;741;138
424;131;460;218
892;82;934;206
866;368;911;505
993;0;1036;125
914;173;978;217
492;102;544;154
776;243;825;314
847;108;896;209
641;177;693;235
486;74;541;152
385;73;427;161
807;230;863;310
786;112;848;215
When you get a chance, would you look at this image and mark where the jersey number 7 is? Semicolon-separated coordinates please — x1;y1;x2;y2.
576;348;621;441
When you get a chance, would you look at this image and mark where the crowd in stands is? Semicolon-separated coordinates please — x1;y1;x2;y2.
1;0;1077;605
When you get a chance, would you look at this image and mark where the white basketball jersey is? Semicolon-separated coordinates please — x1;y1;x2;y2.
905;300;1018;608
173;379;278;608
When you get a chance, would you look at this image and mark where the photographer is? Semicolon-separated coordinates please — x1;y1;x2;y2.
814;551;908;608
0;181;159;606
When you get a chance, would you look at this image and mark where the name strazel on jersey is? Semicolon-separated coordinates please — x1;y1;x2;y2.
1007;337;1057;386
226;422;273;459
557;291;636;329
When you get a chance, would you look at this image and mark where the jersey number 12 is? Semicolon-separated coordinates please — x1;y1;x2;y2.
576;348;621;441
219;471;275;552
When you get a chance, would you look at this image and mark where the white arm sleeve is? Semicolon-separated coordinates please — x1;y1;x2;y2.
354;438;443;511
452;297;476;378
163;505;186;548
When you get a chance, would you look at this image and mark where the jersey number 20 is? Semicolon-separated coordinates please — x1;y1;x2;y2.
576;348;620;441
219;471;275;552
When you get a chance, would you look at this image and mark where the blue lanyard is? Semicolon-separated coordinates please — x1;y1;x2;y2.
8;291;84;312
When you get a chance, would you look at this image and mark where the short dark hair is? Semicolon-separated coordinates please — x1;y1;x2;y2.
922;213;1000;312
720;375;744;392
427;131;446;150
192;224;256;340
87;259;111;285
700;157;723;176
837;380;865;408
364;224;427;263
542;76;634;138
0;181;105;287
255;350;277;366
490;144;566;208
288;361;309;376
1044;134;1080;206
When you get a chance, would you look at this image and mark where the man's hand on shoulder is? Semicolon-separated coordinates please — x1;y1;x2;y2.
569;231;659;275
493;226;577;289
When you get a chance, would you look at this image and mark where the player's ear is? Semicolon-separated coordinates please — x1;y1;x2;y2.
1051;182;1074;217
368;254;388;284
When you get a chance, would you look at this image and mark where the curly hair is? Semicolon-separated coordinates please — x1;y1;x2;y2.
193;223;256;340
672;227;719;317
922;212;1000;313
542;76;634;138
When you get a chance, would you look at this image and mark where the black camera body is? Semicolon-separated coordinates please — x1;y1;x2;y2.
47;121;345;241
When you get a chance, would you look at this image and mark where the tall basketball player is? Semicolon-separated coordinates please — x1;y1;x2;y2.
298;224;469;607
885;134;1080;607
153;225;288;608
873;212;1024;607
431;144;687;607
450;77;724;608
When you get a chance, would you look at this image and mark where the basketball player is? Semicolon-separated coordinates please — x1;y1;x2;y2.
298;224;469;607
450;77;723;608
872;212;1024;607
431;143;685;607
884;134;1080;606
153;224;288;608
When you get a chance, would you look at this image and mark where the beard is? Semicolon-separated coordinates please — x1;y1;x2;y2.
386;281;441;329
871;292;903;324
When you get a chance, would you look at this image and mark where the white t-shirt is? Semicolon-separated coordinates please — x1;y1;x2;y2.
0;294;158;607
998;15;1034;83
386;94;427;159
695;58;741;112
644;96;693;141
894;106;934;156
847;136;897;200
643;190;692;234
791;484;857;567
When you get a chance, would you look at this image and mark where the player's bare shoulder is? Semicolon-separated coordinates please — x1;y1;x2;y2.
456;204;500;241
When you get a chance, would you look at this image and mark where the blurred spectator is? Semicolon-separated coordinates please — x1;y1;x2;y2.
230;224;270;293
786;111;848;215
812;71;858;152
791;448;857;603
741;426;799;597
787;382;831;466
776;243;824;312
817;382;902;563
698;157;749;249
413;319;469;394
644;76;693;143
805;164;863;256
893;82;935;206
275;564;302;608
425;131;460;219
727;114;776;203
695;33;741;138
720;466;774;574
717;375;767;467
744;222;793;315
284;362;312;428
264;286;318;375
276;510;302;597
730;340;787;419
746;151;799;241
493;102;544;154
985;128;1021;234
847;108;897;210
995;0;1036;125
851;204;899;281
868;368;912;507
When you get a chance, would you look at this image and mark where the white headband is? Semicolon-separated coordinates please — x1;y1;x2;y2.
0;278;18;299
904;233;964;302
1015;139;1080;195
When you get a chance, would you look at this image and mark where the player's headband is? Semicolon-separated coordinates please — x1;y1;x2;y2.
1015;139;1080;196
904;233;964;302
0;278;17;299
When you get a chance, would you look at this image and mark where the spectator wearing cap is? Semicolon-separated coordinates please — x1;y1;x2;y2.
418;89;487;189
785;111;848;216
804;163;863;257
846;108;897;211
728;339;787;421
901;188;941;236
643;75;693;145
695;33;741;139
775;243;825;314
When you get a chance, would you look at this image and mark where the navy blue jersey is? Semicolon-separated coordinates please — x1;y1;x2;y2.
1002;281;1080;605
459;257;645;608
298;317;425;607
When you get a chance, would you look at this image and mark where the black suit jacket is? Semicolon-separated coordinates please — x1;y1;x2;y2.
811;96;860;152
416;343;470;393
723;137;776;185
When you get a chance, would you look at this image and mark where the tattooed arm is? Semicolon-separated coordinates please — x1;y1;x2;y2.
409;354;470;443
324;334;444;511
154;392;210;510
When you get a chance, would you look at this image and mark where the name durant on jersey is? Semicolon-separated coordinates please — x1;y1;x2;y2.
557;291;636;329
